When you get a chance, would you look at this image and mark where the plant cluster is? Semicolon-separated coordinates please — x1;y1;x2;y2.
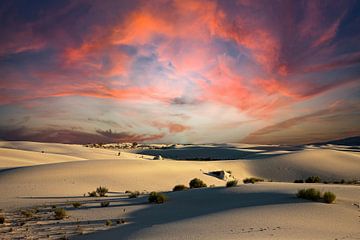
148;192;167;204
243;177;264;184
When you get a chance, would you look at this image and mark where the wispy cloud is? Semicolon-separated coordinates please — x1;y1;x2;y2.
0;0;359;143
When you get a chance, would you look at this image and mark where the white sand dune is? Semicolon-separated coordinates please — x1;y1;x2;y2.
0;141;147;169
0;141;359;239
72;183;360;240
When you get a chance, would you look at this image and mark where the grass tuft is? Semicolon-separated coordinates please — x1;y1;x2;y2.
226;180;238;187
96;186;109;197
72;202;82;208
100;201;110;207
189;178;207;188
54;208;66;220
305;176;321;183
148;192;167;204
243;177;264;184
88;191;97;197
128;191;140;198
323;191;336;203
173;184;189;191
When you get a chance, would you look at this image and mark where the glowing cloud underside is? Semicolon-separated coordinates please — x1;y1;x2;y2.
0;0;359;144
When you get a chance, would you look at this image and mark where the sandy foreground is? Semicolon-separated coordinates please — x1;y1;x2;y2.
0;141;359;239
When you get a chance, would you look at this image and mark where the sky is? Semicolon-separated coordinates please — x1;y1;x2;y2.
0;0;359;144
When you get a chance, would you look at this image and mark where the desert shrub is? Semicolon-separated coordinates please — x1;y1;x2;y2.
189;178;207;188
148;192;167;204
105;220;112;226
21;209;34;218
323;192;336;203
72;202;82;208
54;208;66;220
96;186;109;197
0;215;4;224
243;177;264;184
294;179;304;183
116;219;126;224
226;180;238;187
88;191;97;197
100;201;110;207
305;176;321;183
128;191;140;198
173;184;189;191
297;188;321;201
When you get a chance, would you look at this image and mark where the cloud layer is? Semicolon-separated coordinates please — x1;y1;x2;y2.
0;0;359;144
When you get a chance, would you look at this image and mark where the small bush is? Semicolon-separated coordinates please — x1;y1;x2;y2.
226;180;238;187
88;191;97;197
189;178;207;188
0;215;4;224
105;220;112;226
148;192;167;204
294;179;304;183
323;192;336;203
100;201;110;207
305;176;321;183
128;191;140;198
243;177;264;184
72;202;82;208
116;219;126;224
96;186;109;197
21;209;34;218
173;184;189;191
54;208;66;220
297;188;321;201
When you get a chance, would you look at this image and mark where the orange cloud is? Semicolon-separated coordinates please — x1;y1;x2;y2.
152;121;191;133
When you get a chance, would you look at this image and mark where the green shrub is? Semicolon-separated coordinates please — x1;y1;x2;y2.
226;180;238;187
305;176;321;183
0;215;4;224
88;191;97;197
297;188;321;201
72;202;82;208
323;192;336;203
148;192;167;204
96;186;109;197
128;191;140;198
54;208;66;220
105;220;112;226
294;179;304;183
189;178;207;188
243;177;264;184
100;201;110;207
173;184;189;191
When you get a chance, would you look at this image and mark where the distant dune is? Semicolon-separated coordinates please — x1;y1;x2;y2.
310;136;360;146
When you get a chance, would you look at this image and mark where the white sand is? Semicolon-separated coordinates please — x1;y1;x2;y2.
0;141;359;239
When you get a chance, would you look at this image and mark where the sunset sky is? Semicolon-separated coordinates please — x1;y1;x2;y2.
0;0;359;144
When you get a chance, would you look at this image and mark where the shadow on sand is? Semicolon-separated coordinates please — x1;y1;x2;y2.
73;187;306;239
135;145;304;160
